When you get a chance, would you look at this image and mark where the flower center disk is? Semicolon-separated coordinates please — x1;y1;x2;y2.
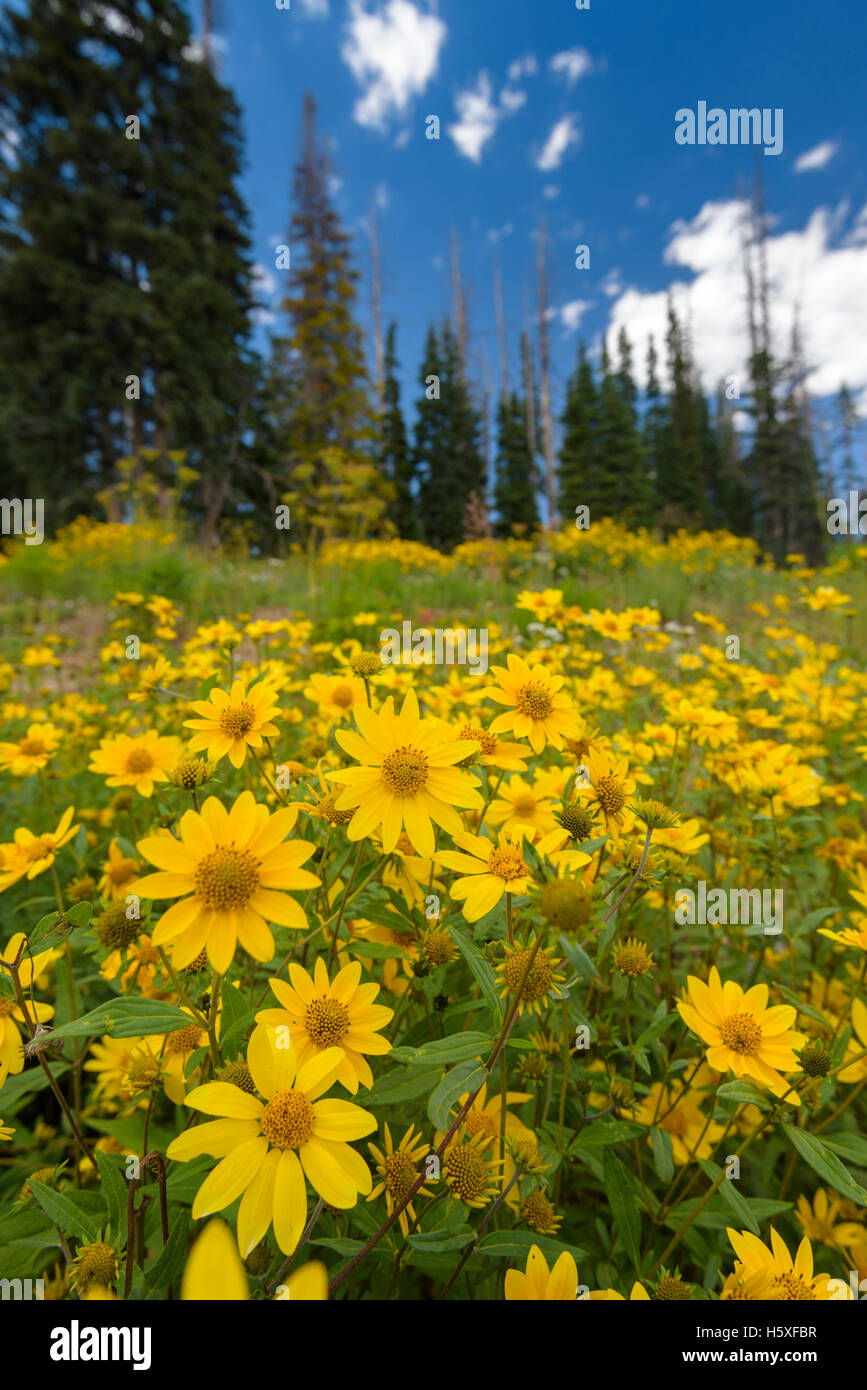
219;701;257;738
260;1089;314;1149
305;995;351;1048
195;846;261;910
719;1011;762;1057
516;682;554;721
381;746;429;796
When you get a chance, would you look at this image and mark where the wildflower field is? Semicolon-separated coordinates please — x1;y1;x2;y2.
1;520;866;1305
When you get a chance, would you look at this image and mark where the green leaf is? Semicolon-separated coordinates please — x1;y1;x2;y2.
774;984;831;1028
602;1152;642;1272
822;1133;867;1167
346;940;409;960
44;996;193;1041
407;1225;474;1254
698;1159;760;1234
558;933;600;983
94;1151;128;1238
0;1061;70;1117
146;1210;190;1293
651;1126;674;1184
364;1067;442;1107
427;1062;487;1131
408;1032;493;1067
29;901;93;951
451;925;502;1025
634;1011;679;1051
475;1230;586;1261
573;1121;645;1150
792;906;841;939
716;1080;773;1110
781;1125;867;1206
27;1181;100;1243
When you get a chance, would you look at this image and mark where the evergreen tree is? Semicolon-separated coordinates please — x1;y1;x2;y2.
643;334;666;511
558;341;599;521
0;0;257;531
415;321;485;550
609;328;654;525
657;302;707;530
493;391;539;537
380;322;415;537
712;384;753;535
270;92;387;549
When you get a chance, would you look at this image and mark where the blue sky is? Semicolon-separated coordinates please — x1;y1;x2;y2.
101;2;862;442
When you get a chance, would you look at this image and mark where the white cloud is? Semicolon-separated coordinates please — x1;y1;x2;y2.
635;193;651;209
183;34;229;63
342;0;447;132
486;221;514;245
297;0;330;15
535;114;580;171
499;86;527;116
542;184;560;200
560;299;593;333
549;47;593;88
602;270;623;298
508;54;538;82
449;71;525;163
606;197;867;413
794;139;838;172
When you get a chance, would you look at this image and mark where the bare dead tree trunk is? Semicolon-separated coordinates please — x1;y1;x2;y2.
369;195;385;413
536;223;557;527
493;251;508;403
451;225;468;381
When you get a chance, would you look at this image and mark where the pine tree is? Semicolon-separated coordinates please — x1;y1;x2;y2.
643;335;666;512
712;384;753;535
380;321;415;537
657;301;707;530
0;0;257;531
270;92;387;549
415;321;485;550
609;328;654;525
558;341;599;521
493;391;539;537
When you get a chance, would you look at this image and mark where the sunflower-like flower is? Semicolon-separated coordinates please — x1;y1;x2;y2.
134;791;320;974
255;958;393;1094
436;830;534;923
577;750;636;834
505;1245;579;1300
0;722;62;775
97;839;140;900
634;1083;724;1164
482;654;583;755
89;731;183;798
676;968;807;1105
166;1028;376;1257
0;1118;14;1141
0;934;57;1082
69;1238;121;1296
795;1189;865;1250
184;677;282;769
442;1131;502;1208
452;722;528;772
722;1227;851;1300
163;1012;210;1105
327;689;483;857
304;672;367;724
368;1123;433;1235
179;1216;330;1300
495;941;565;1017
0;807;79;891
